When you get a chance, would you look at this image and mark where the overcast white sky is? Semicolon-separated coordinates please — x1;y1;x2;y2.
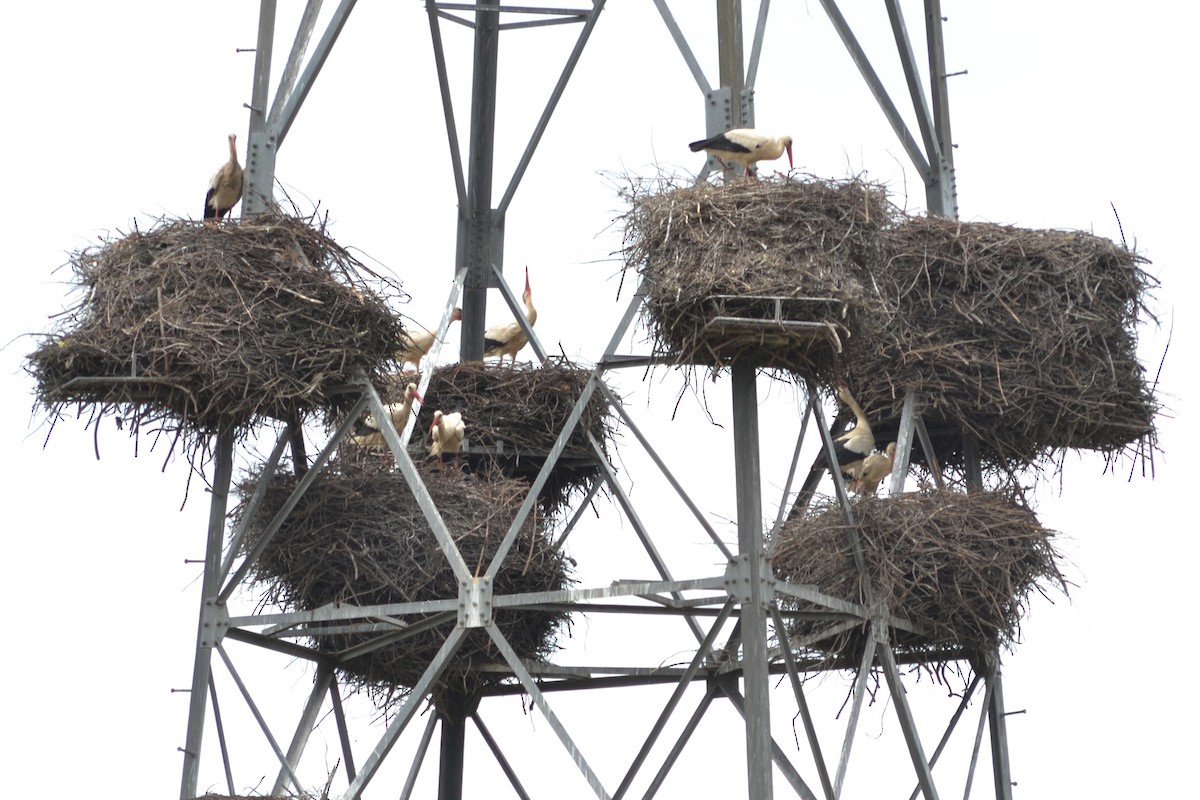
2;2;1196;798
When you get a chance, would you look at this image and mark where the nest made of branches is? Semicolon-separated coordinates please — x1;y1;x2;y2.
843;217;1158;470
620;175;895;373
341;359;614;514
773;489;1067;670
236;459;572;707
27;214;408;461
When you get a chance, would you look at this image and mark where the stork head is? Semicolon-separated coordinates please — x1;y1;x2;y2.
404;383;423;403
885;442;897;461
451;307;463;322
431;409;444;432
782;136;794;170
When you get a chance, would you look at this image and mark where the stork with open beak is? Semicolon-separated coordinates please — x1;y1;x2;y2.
853;442;897;496
204;133;244;220
398;307;462;369
815;379;876;484
483;267;536;365
688;129;793;179
350;383;422;448
430;410;466;471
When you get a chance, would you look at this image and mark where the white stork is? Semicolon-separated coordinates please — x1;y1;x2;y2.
430;410;466;470
816;379;876;484
853;442;897;496
350;383;422;448
204;133;244;220
688;129;793;179
483;267;536;365
398;307;462;369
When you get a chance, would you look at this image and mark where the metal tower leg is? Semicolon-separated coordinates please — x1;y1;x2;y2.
180;429;235;799
731;363;772;800
987;665;1014;800
437;691;481;800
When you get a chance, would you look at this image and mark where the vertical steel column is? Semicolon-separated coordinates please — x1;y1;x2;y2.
458;0;502;362
180;429;236;799
732;363;773;800
243;0;278;216
924;0;957;217
437;692;480;800
987;667;1014;800
717;0;746;129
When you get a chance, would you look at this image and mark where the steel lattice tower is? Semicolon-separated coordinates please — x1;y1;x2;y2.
178;3;1018;799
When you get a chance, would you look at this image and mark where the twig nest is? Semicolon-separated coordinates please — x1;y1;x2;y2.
773;490;1067;667
347;359;614;514
621;175;894;372
236;460;572;707
845;217;1157;468
27;215;407;457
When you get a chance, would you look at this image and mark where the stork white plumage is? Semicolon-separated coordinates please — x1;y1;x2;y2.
688;128;793;179
483;267;536;365
853;442;897;496
398;307;462;369
430;410;466;470
817;379;876;483
350;383;422;448
204;133;244;220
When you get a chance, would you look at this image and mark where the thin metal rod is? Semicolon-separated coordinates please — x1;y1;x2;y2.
962;676;996;800
274;0;360;146
652;0;713;96
486;625;611;799
221;430;290;582
642;685;718;799
720;682;819;800
208;675;236;796
598;381;733;560
328;677;358;786
914;414;946;490
266;0;324;131
496;0;606;214
343;627;469;799
180;428;235;800
398;709;440;800
745;0;772;90
884;0;941;165
614;600;735;800
768;390;816;552
551;478;602;551
272;662;336;794
890;389;919;495
816;0;931;180
907;674;982;800
771;604;834;800
834;636;876;796
215;643;304;792
426;0;469;208
877;639;940;800
473;712;534;800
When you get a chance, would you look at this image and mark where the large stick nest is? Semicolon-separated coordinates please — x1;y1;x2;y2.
621;176;1158;468
236;460;572;707
844;217;1158;469
773;490;1067;669
342;360;615;514
621;175;893;373
27;215;408;461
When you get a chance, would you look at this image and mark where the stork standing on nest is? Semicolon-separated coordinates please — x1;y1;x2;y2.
430;410;466;471
204;133;244;220
816;379;876;485
398;308;462;369
853;442;897;495
351;383;422;448
483;267;536;365
688;129;793;179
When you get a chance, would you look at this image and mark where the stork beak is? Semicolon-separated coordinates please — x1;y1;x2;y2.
412;390;424;404
524;266;531;293
785;142;794;170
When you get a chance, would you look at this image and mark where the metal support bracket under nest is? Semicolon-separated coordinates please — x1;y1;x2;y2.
700;294;850;353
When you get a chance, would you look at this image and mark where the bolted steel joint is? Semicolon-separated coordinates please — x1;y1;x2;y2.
457;576;493;628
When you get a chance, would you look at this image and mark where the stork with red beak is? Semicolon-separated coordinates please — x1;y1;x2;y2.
350;383;422;448
430;410;466;470
483;267;537;365
204;133;244;220
398;307;462;369
688;129;793;179
814;379;876;484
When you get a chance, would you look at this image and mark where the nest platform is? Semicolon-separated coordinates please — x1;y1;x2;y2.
773;489;1067;670
237;460;572;707
27;215;407;459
